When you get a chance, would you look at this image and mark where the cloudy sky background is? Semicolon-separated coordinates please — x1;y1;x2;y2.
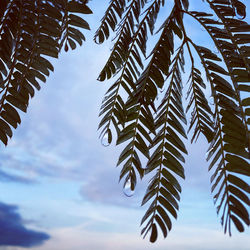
0;0;249;249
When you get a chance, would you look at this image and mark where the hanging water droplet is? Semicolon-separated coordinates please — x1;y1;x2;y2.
101;129;112;147
209;96;215;105
101;133;109;147
17;85;21;93
123;179;135;197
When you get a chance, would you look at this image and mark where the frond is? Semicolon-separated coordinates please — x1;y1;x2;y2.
186;64;214;143
186;5;249;149
141;42;187;242
98;0;165;144
98;0;164;82
130;5;182;109
94;0;150;44
98;0;250;241
0;0;92;146
207;0;250;153
207;107;250;235
188;37;249;235
116;97;155;191
94;0;127;44
60;1;92;51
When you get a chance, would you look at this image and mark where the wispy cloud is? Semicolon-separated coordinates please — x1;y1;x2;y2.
0;202;50;248
0;169;35;184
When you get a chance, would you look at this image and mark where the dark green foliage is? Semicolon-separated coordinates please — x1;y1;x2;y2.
0;0;249;244
96;0;250;242
0;0;92;145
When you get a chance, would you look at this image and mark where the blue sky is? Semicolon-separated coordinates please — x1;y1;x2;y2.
0;0;249;249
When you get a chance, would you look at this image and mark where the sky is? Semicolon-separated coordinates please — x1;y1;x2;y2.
0;0;249;250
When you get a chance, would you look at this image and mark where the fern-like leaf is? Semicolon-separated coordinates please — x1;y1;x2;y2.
141;41;188;242
0;0;92;146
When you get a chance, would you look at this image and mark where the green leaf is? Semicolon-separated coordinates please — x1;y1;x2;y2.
242;97;250;106
155;215;167;238
4;103;21;124
156;205;172;231
68;2;93;14
69;14;90;30
228;174;250;194
0;129;8;145
149;223;157;243
231;215;244;232
0;119;12;138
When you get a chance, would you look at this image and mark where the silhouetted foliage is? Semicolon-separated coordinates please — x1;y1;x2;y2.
96;0;249;242
0;0;91;145
0;0;249;243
